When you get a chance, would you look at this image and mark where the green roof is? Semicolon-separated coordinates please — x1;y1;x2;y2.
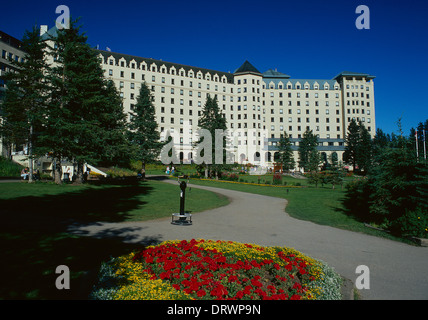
333;71;375;80
234;60;262;75
40;26;58;41
263;69;290;79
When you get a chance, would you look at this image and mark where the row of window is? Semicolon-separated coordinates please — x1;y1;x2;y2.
1;49;25;63
264;83;340;90
105;58;231;83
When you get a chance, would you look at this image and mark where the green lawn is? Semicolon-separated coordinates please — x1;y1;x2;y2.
0;179;229;299
177;176;407;240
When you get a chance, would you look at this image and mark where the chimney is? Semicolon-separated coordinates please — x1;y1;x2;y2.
40;25;48;36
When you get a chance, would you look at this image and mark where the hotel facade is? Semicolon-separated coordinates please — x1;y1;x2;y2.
1;27;376;171
96;49;376;168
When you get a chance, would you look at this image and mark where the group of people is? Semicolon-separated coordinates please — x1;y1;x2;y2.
165;166;175;175
20;167;40;181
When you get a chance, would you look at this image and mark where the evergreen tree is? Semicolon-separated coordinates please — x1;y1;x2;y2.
343;119;360;171
373;128;388;159
368;135;427;235
344;119;428;237
195;94;228;178
356;123;373;174
0;25;48;182
298;129;320;172
128;82;163;180
42;19;127;183
325;154;345;189
344;119;373;174
96;80;129;167
277;131;295;171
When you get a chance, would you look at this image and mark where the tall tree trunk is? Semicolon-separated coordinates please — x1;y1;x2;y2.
28;125;34;183
141;162;146;181
74;162;85;184
54;158;62;185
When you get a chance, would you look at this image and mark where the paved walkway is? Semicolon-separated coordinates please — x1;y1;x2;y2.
68;179;428;300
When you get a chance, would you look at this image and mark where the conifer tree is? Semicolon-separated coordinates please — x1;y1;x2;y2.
343;119;360;171
298;129;320;172
194;94;228;178
277;131;295;171
343;119;373;174
127;82;163;180
0;25;48;182
42;19;127;183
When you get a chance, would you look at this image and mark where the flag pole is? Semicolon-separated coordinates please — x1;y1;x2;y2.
423;130;427;160
415;131;419;160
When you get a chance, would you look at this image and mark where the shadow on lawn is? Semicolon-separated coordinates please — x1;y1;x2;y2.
0;180;162;300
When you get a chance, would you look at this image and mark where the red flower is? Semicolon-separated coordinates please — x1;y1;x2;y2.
197;289;206;297
251;278;263;288
172;284;180;290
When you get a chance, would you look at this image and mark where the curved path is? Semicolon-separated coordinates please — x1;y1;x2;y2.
68;179;428;300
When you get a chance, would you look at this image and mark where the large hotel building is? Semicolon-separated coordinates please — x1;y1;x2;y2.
95;50;375;167
1;27;376;170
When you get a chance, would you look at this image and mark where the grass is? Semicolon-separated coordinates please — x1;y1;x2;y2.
0;178;229;299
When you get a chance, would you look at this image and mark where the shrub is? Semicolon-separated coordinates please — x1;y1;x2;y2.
106;167;137;178
272;173;282;185
0;156;23;177
221;172;239;182
392;208;428;238
90;239;343;300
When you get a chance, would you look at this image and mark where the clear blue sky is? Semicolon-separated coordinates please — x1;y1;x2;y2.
2;0;427;135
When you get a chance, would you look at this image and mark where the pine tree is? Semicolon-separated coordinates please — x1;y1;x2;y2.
344;119;373;174
356;122;373;174
42;19;127;183
277;131;295;171
195;94;228;178
298;129;320;172
0;25;48;182
96;80;129;167
128;82;163;180
343;119;360;171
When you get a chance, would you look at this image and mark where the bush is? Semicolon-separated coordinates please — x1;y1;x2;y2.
106;167;137;178
392;208;428;238
343;177;374;223
220;172;239;181
272;173;282;185
90;239;343;300
0;156;23;177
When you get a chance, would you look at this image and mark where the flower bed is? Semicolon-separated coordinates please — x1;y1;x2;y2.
90;239;342;300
